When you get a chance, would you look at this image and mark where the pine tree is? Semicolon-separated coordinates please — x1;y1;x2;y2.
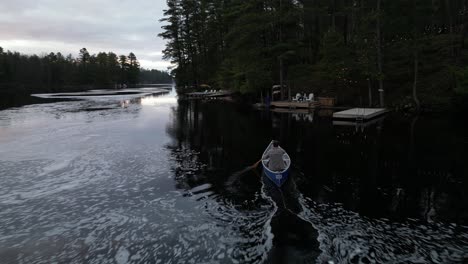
119;55;129;85
127;52;140;85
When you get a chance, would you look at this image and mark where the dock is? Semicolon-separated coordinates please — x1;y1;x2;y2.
333;115;387;132
186;90;233;99
270;108;313;114
333;108;388;120
333;115;386;127
270;101;320;109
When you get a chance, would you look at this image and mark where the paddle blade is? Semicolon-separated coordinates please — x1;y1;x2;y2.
225;160;263;189
225;166;252;187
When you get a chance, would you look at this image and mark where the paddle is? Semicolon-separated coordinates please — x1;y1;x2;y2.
232;159;262;177
225;159;263;189
250;159;262;170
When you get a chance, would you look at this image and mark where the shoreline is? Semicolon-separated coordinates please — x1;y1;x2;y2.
0;86;172;110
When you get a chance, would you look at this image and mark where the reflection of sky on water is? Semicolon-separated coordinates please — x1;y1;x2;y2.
140;95;178;106
0;88;467;264
0;87;277;264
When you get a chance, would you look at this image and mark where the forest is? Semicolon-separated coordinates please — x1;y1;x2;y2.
159;0;468;110
0;47;172;93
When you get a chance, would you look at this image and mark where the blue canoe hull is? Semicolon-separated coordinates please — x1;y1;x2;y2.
262;166;290;187
261;141;291;187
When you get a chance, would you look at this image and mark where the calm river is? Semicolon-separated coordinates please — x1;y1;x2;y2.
0;86;467;263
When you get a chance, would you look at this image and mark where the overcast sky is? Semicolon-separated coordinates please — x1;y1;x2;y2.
0;0;171;70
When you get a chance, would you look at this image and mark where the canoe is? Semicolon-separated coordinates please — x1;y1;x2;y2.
261;141;291;187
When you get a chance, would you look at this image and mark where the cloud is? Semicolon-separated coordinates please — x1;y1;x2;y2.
0;0;170;70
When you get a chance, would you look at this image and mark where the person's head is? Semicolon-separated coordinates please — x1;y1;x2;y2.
273;140;279;147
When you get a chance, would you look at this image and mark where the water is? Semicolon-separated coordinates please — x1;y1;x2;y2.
0;86;467;263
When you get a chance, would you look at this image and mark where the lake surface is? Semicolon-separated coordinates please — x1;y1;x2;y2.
0;86;467;264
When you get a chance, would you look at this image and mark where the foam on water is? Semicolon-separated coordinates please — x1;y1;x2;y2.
0;95;280;263
169;146;279;263
258;179;278;263
297;195;468;263
2;90;466;264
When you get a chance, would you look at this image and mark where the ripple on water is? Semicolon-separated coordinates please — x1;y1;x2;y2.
0;138;279;264
4;97;465;263
298;196;468;263
167;146;279;263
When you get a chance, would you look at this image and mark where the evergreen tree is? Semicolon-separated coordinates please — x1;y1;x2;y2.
127;52;140;85
0;48;170;92
96;52;110;85
160;0;468;109
140;69;173;83
0;47;5;84
78;48;91;84
107;52;120;85
119;55;129;84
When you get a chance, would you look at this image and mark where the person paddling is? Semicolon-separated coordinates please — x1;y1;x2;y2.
262;140;286;172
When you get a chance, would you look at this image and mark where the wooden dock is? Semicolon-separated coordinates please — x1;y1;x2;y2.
270;101;320;109
333;108;388;120
333;115;386;128
270;108;313;114
186;90;233;99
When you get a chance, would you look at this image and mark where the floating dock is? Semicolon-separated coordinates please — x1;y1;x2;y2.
186;90;233;99
333;108;388;120
333;115;386;129
270;108;313;114
270;101;320;109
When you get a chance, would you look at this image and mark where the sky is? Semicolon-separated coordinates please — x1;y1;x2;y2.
0;0;171;70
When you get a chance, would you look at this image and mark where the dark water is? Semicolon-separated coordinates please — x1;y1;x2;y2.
0;87;467;263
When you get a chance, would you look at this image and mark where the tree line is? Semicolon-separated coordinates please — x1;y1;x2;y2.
0;47;172;93
160;0;468;109
139;69;174;84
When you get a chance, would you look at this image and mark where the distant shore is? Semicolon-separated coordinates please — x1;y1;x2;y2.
0;84;172;110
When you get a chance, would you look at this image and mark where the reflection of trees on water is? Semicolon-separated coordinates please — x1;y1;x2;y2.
164;100;467;262
297;114;468;224
165;100;272;195
266;110;467;223
166;100;300;263
166;100;467;224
